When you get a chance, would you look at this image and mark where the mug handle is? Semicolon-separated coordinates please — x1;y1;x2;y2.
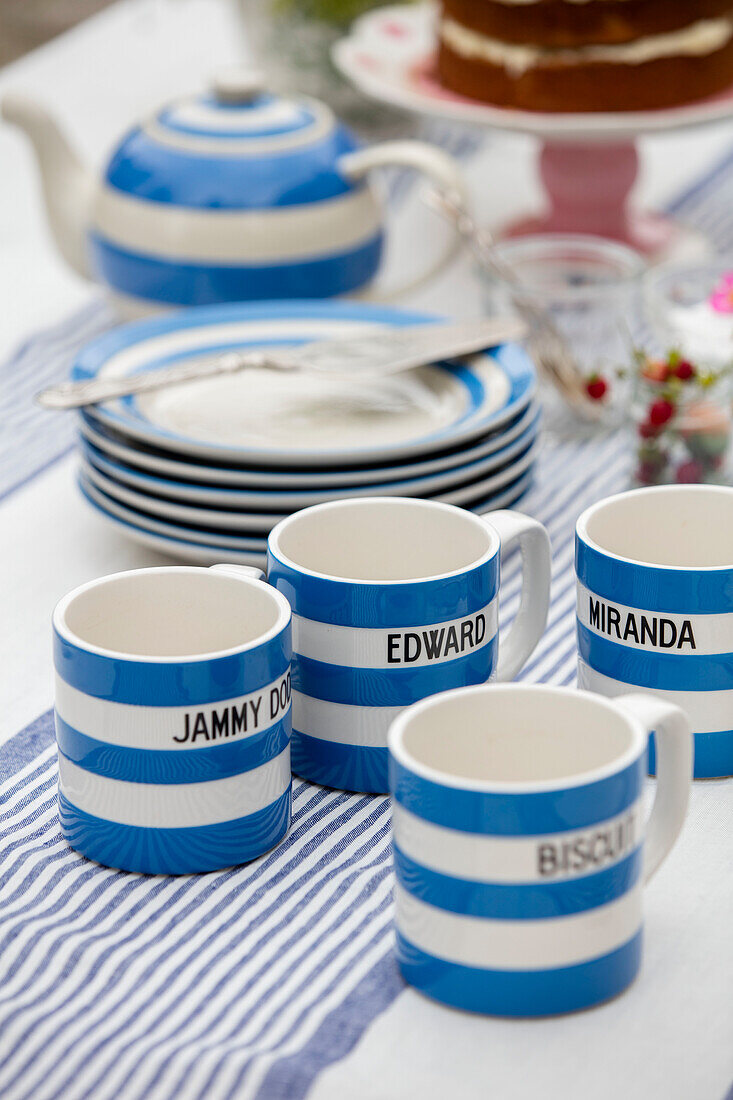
338;140;469;301
209;564;266;583
616;694;693;882
479;509;551;682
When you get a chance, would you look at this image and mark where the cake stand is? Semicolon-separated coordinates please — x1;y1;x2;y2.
333;3;733;256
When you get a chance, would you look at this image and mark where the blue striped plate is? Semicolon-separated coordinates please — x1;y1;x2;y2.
78;399;540;489
79;407;540;510
77;468;534;566
73;301;536;466
79;440;538;535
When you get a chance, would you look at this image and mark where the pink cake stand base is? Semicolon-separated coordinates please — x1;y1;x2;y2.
502;140;675;255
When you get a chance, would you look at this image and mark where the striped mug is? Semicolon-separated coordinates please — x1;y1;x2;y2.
576;485;733;779
267;497;551;793
389;684;692;1016
53;565;292;873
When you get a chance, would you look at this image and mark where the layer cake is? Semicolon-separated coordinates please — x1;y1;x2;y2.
437;0;733;111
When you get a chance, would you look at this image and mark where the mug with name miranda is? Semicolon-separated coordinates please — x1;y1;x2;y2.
588;597;696;651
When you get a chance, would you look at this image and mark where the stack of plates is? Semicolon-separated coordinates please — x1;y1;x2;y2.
74;302;541;565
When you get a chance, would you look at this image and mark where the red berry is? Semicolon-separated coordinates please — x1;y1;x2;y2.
649;399;675;427
676;459;703;483
638;420;659;439
586;375;608;401
674;359;696;381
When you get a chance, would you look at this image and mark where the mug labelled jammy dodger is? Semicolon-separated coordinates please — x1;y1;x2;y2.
576;485;733;779
52;566;292;873
389;684;692;1016
267;497;551;793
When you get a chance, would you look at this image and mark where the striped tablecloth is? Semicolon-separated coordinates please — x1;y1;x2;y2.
1;146;732;1100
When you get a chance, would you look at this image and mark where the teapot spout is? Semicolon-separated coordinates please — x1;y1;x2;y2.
2;93;94;279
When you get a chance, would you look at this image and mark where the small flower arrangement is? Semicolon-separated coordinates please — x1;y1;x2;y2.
581;346;731;484
629;349;731;486
710;271;733;315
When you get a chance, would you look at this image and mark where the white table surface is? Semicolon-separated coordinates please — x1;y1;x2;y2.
0;4;731;1099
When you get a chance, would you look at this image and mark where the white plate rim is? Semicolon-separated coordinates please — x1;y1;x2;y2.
80;409;540;508
79;481;267;566
78;469;533;563
79;473;271;546
79;399;540;488
81;462;278;534
80;438;538;531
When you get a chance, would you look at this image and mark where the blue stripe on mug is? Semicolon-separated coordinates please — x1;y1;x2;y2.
267;552;499;629
54;712;291;785
577;652;730;781
395;929;643;1017
649;726;731;779
53;627;291;706
88;232;384;307
291;729;387;794
389;754;645;836
104;124;358;208
58;787;291;875
393;844;643;920
291;645;496;707
577;624;733;691
576;537;733;614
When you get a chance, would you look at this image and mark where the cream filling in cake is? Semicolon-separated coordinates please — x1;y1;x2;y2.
441;15;733;74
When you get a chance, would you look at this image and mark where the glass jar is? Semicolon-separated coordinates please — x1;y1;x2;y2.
630;361;732;487
480;234;645;436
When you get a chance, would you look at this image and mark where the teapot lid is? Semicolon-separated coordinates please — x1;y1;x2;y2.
103;70;360;209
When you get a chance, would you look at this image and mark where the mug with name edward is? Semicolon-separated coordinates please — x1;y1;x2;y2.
266;496;552;793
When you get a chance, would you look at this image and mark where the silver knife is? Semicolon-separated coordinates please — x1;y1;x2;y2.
35;316;527;410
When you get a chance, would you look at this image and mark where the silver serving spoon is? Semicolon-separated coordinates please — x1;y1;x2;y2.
35;316;527;410
422;187;601;422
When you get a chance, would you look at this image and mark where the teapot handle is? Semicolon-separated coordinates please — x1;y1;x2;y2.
338;140;469;302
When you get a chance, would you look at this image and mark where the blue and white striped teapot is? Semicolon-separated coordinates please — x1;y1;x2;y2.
2;70;468;313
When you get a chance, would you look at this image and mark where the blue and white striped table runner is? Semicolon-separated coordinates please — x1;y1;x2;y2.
1;144;732;1100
